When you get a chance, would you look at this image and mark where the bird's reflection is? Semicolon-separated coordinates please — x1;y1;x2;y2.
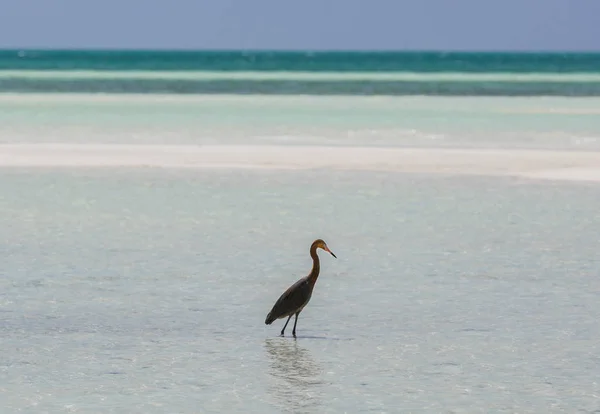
264;338;324;412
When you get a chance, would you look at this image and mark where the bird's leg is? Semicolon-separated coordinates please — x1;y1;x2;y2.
292;312;300;338
280;315;293;336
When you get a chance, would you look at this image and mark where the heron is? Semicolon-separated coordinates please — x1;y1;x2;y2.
265;239;337;337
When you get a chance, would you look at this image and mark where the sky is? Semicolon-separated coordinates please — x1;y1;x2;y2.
0;0;599;51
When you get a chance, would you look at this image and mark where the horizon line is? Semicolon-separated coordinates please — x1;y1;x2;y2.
1;48;599;54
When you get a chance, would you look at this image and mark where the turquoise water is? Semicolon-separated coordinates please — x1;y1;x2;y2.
3;50;600;72
2;95;600;151
1;50;600;95
2;51;600;412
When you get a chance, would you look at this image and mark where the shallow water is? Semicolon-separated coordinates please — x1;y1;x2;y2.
2;168;600;413
1;95;600;151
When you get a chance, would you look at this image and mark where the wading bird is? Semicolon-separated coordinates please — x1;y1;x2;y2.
265;239;337;337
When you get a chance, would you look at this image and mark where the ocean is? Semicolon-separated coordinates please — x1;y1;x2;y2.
1;50;600;96
1;50;600;413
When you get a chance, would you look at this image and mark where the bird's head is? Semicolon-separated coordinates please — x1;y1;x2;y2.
312;239;337;258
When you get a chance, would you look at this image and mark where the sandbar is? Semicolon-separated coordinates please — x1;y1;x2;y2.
0;144;599;182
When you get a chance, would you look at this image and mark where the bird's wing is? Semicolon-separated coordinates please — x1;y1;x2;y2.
267;277;311;320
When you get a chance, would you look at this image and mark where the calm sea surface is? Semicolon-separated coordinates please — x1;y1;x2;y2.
1;50;600;95
1;51;600;413
2;169;600;413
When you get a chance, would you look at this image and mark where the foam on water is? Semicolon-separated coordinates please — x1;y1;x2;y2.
3;70;600;82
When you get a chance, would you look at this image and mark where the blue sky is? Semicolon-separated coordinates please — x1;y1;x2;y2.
1;0;598;51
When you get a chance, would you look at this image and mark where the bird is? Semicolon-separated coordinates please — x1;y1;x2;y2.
265;238;337;338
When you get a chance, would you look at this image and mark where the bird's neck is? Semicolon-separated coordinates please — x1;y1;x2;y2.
308;247;320;284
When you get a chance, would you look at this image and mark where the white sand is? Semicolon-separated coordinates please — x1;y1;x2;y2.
1;144;599;183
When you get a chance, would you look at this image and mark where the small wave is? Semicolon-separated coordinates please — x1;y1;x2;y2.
1;70;600;83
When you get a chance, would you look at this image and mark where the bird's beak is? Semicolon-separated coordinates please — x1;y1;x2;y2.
325;246;337;258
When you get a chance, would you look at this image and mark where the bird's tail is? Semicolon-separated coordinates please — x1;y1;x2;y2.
265;312;275;325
